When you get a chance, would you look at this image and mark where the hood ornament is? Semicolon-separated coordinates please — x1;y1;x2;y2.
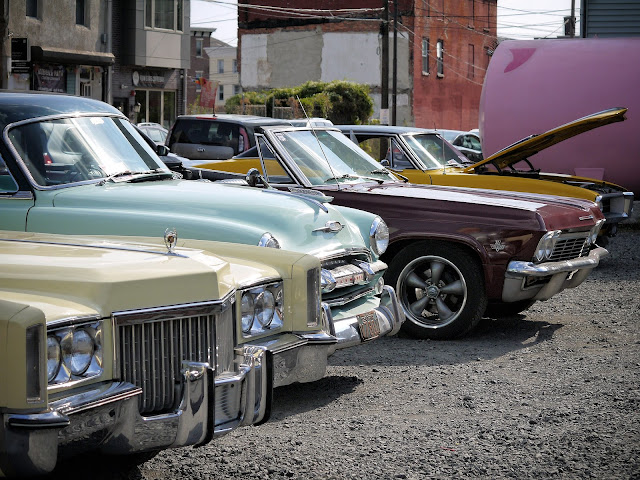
313;221;343;233
164;227;178;254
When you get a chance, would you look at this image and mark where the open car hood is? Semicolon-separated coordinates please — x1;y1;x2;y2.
463;107;627;173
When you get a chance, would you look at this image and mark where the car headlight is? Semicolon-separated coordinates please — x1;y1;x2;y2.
240;282;284;337
595;195;603;211
370;217;389;256
47;336;61;382
534;230;560;262
47;319;103;385
258;232;280;249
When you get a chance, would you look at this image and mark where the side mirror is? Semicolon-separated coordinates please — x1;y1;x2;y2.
156;145;170;156
380;159;390;167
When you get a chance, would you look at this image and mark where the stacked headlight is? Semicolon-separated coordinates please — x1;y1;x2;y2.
47;319;103;385
534;230;561;262
370;217;389;256
258;232;281;249
240;282;284;337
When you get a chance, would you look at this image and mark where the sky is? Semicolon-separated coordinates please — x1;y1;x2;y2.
190;0;580;47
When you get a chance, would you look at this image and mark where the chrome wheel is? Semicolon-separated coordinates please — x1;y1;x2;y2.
398;255;467;329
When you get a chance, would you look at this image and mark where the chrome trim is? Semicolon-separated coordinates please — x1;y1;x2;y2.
503;247;608;302
260;187;330;213
44;314;101;329
316;247;373;263
112;293;235;323
4;112;129;192
0;190;33;199
236;276;282;290
322;286;375;307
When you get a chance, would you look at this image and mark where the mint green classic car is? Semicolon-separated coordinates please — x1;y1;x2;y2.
0;93;403;391
0;229;338;476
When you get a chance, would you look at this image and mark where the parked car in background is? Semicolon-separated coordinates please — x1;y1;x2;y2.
450;129;483;162
0;93;403;392
167;114;291;160
137;122;168;145
191;124;609;340
1;229;313;475
338;109;634;244
289;117;334;128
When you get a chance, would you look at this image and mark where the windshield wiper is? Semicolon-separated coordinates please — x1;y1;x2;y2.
128;169;174;183
325;173;384;185
98;169;172;185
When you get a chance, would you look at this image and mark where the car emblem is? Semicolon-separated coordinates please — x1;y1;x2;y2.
313;221;343;233
164;227;178;254
490;239;506;252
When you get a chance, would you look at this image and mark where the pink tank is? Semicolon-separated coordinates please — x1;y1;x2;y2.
479;38;640;194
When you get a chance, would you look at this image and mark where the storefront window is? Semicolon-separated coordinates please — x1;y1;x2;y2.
134;89;176;127
149;91;162;124
163;91;175;128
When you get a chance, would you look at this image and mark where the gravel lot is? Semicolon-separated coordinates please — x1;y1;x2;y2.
54;218;640;480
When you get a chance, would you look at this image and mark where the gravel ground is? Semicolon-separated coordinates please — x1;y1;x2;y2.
53;220;640;480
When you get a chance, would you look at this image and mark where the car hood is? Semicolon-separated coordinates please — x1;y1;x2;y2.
464;107;627;173
41;179;368;257
0;231;243;320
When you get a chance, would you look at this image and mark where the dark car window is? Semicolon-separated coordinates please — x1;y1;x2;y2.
169;119;243;155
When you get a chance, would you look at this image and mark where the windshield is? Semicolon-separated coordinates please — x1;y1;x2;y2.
271;130;397;185
8;115;169;187
403;133;468;169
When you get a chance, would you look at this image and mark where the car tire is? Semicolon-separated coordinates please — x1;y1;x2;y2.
485;299;535;318
386;242;487;340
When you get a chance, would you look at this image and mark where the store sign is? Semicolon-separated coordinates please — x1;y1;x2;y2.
132;70;166;88
33;64;66;93
11;38;30;73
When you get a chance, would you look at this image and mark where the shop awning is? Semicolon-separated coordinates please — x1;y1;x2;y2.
31;46;115;66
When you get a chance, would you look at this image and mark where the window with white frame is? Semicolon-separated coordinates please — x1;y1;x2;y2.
217;59;224;74
145;0;183;31
233;84;241;95
218;86;224;101
196;38;203;57
436;39;444;77
421;38;429;75
232;59;238;73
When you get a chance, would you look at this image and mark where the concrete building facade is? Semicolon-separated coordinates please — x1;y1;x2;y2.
237;0;496;129
205;38;240;112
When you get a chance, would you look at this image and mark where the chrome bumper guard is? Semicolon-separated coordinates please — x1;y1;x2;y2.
0;346;269;477
245;286;404;389
502;246;608;302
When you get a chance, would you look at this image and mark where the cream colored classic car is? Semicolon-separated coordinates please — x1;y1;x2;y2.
0;229;373;477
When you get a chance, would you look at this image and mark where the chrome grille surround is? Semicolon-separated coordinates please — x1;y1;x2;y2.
547;231;590;262
114;292;235;416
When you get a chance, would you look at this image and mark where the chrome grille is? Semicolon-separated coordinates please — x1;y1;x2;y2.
115;297;235;415
549;232;589;262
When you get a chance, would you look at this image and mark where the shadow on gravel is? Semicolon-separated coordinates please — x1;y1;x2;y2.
44;454;148;480
270;374;362;420
329;315;564;368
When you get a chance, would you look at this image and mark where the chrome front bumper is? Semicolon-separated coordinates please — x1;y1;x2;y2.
247;286;404;388
502;246;608;302
0;346;269;478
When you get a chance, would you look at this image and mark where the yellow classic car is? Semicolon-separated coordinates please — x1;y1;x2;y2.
0;229;353;476
337;108;634;244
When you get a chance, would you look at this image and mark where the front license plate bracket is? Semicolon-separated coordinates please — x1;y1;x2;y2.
357;311;381;341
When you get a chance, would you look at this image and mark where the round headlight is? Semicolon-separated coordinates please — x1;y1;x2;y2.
70;329;94;375
255;290;275;328
47;336;61;382
370;217;389;256
241;293;255;333
374;276;385;295
258;232;280;249
535;231;559;262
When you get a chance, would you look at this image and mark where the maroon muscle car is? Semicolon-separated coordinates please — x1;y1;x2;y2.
180;125;608;340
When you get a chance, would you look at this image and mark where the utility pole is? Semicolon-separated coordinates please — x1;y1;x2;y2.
381;0;389;125
392;0;397;126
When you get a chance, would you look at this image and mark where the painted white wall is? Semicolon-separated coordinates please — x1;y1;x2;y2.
320;33;380;85
240;34;270;87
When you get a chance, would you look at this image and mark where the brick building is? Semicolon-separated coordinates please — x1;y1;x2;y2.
186;28;215;112
237;0;497;129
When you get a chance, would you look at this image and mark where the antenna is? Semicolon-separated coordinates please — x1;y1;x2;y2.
433;122;446;175
296;95;341;192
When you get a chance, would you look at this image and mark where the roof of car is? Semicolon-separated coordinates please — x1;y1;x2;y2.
337;125;440;135
0;91;122;129
174;114;292;127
